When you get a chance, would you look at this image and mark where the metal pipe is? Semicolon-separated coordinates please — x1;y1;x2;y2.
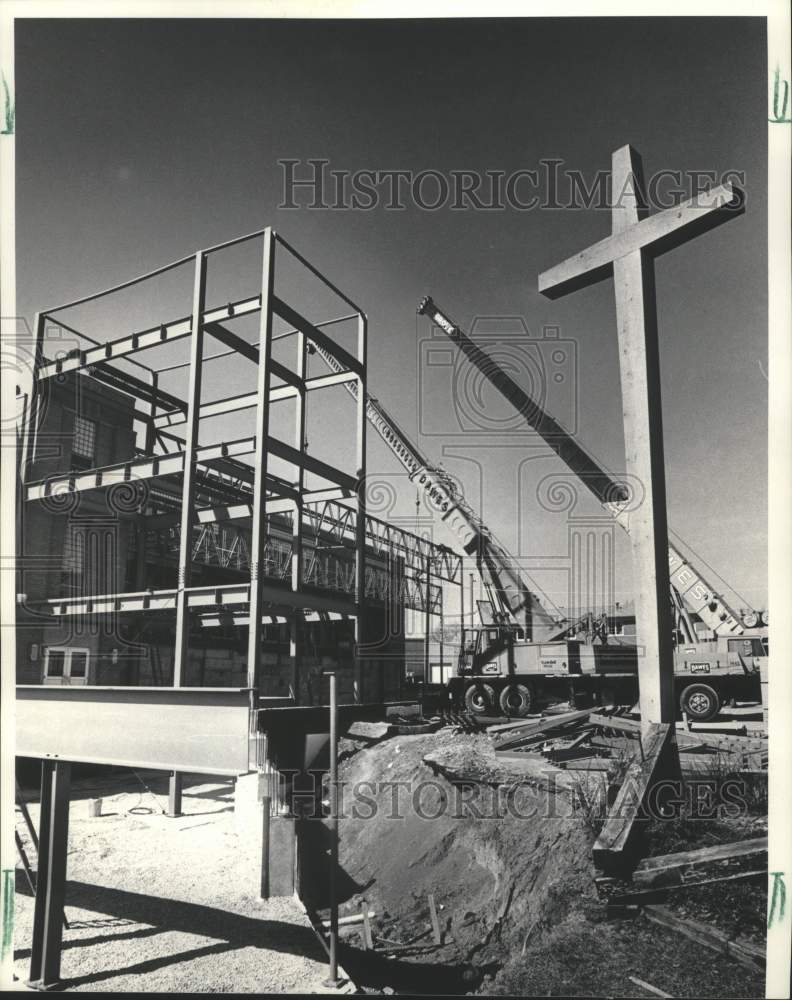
324;672;341;987
275;233;365;316
42;252;195;316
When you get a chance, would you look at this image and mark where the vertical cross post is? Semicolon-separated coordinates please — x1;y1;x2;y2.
28;760;71;990
539;144;743;737
247;230;276;699
609;147;675;729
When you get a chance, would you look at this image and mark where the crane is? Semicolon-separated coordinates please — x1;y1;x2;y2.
416;295;745;639
307;340;561;640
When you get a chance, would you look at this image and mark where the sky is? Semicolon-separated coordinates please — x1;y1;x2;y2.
14;16;768;614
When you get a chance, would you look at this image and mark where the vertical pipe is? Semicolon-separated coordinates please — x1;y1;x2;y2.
168;771;183;818
424;553;431;683
173;251;207;687
469;572;474;628
324;672;340;986
353;313;367;704
459;561;465;657
439;585;444;685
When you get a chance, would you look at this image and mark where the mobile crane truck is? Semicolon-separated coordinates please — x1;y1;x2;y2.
309;304;764;721
416;296;766;722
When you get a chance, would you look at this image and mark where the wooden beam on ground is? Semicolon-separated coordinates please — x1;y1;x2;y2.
597;868;764;905
427;893;443;945
592;722;674;875
628;975;673;998
492;709;592;750
643;905;765;973
632;837;767;892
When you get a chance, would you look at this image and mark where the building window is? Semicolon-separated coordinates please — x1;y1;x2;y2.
72;415;96;469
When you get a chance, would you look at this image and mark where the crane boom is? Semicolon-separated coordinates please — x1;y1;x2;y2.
309;341;559;638
417;295;744;637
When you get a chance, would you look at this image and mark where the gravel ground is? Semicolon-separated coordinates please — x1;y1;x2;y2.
13;770;349;993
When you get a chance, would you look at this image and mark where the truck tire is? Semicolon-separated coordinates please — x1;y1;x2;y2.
464;682;496;715
679;683;720;722
499;683;533;717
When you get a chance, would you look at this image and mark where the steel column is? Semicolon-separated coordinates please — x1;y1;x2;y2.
144;370;159;455
353;314;367;703
20;312;46;485
28;761;71;990
173;251;208;687
290;329;307;703
247;230;276;694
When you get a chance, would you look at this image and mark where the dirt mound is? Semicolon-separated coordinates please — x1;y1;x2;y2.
312;731;597;991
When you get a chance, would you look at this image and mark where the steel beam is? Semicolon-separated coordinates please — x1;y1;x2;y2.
36;293;263;382
25;433;355;500
173;252;207;686
39;580;357;617
152;371;358;431
28;761;71;991
247;229;277;692
273;296;363;378
291;328;307;704
16;686;252;774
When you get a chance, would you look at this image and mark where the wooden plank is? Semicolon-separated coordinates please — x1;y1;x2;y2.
492;709;592;750
361;907;374;951
538;181;737;299
632;837;767;891
592;722;673;874
596;868;765;905
486;715;543;734
628;974;673;998
644;905;765;972
427;893;442;945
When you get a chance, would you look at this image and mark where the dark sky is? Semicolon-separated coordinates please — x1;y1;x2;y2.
15;17;768;611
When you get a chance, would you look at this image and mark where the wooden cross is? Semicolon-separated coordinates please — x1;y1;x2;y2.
539;145;743;734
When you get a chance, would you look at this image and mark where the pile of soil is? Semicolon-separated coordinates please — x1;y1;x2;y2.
303;731;596;992
301;731;765;996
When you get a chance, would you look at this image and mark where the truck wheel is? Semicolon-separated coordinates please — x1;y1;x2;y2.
499;683;533;717
680;683;720;722
464;683;496;715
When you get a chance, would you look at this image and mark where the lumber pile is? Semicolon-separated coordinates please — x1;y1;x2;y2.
488;708;767;777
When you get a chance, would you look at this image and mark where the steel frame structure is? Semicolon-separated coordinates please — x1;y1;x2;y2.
19;227;461;703
15;228;462;989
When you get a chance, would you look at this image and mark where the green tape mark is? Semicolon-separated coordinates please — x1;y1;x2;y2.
769;66;791;124
1;73;13;135
1;868;13;960
768;871;787;929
